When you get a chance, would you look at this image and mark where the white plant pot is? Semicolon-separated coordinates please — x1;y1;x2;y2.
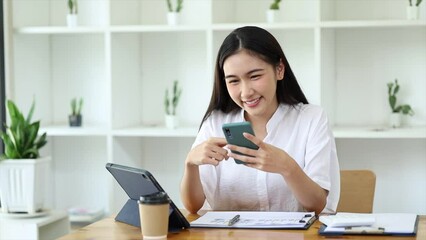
389;113;401;128
67;14;78;27
406;6;419;20
167;12;180;26
0;157;51;214
266;10;277;23
165;115;179;129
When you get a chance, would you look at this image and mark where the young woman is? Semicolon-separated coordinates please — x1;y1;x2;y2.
180;26;340;215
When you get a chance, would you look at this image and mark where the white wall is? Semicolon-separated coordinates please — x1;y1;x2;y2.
337;139;426;214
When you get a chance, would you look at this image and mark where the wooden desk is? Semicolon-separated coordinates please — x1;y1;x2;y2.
59;211;425;240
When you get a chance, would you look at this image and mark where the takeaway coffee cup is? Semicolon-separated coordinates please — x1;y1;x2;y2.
138;192;170;239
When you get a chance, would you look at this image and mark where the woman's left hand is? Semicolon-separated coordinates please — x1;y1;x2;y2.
226;132;293;174
228;133;327;214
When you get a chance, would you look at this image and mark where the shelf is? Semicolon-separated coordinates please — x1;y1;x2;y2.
14;20;425;35
320;20;426;28
113;126;198;137
40;125;109;137
211;22;318;30
332;126;426;139
14;26;107;34
109;25;207;33
38;125;426;139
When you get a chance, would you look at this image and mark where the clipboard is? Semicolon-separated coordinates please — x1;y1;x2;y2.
105;163;190;232
318;213;419;236
191;211;317;229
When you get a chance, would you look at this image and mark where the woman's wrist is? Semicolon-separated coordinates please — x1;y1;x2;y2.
185;154;199;168
279;154;299;178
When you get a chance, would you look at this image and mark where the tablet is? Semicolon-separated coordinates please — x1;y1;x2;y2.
105;163;190;231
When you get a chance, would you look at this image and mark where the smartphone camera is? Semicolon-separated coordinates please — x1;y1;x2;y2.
224;128;233;139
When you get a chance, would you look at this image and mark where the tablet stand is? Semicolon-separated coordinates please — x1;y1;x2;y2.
115;198;187;232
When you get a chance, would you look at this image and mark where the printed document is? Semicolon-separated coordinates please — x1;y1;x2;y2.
190;211;316;229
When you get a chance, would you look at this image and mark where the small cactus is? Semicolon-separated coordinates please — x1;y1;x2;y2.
166;0;183;13
387;79;414;116
164;80;182;115
270;0;281;10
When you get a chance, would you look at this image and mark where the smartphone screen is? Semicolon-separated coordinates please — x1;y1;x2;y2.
222;122;258;164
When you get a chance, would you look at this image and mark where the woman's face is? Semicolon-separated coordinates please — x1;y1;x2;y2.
223;50;284;121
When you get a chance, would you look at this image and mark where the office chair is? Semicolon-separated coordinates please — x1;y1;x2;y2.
336;170;376;213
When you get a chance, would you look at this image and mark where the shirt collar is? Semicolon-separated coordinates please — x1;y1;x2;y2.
238;104;287;132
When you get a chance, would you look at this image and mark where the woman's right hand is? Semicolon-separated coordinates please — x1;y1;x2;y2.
186;137;229;166
182;138;227;213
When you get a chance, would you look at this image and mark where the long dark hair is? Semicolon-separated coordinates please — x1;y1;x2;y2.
200;26;308;127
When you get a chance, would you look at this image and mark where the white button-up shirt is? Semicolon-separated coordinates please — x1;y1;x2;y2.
193;103;340;213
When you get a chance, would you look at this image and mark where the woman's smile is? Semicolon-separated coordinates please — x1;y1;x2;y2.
244;97;261;108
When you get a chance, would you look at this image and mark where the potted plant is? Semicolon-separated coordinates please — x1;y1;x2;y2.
387;79;414;128
67;0;78;27
69;97;83;127
407;0;423;20
166;0;183;25
0;99;50;214
164;80;182;129
267;0;281;23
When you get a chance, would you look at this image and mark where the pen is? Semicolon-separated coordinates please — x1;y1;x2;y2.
227;214;240;226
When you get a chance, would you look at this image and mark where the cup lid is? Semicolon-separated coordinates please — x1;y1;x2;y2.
139;192;170;204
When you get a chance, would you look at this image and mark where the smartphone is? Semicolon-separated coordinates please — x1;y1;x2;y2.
222;122;259;164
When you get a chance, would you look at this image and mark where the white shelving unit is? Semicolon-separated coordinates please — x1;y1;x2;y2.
0;210;70;239
4;0;426;215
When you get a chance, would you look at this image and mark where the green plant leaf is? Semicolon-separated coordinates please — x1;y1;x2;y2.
270;0;281;10
22;147;39;159
35;133;48;149
176;0;183;12
393;84;399;95
171;80;182;115
6;127;18;153
68;0;77;14
164;89;170;115
77;98;83;115
394;105;402;113
71;98;77;115
24;121;39;150
389;95;396;111
387;82;393;96
166;0;173;12
1;99;47;160
1;133;20;159
7;100;25;130
15;123;25;155
400;105;415;116
26;100;35;124
68;0;73;13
